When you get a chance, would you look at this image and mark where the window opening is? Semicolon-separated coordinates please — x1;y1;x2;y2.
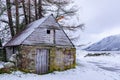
47;30;50;34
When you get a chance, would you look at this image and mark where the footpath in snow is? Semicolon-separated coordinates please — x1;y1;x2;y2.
0;50;120;80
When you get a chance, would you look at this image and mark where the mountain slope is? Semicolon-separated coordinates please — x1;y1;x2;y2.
85;34;120;51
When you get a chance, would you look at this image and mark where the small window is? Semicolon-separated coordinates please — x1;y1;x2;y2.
47;30;50;34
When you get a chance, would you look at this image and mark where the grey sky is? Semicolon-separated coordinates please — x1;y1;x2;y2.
75;0;120;44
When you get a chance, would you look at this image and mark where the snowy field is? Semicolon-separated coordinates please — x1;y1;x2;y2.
0;50;120;80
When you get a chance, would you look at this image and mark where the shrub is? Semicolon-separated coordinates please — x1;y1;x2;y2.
84;53;110;57
0;68;11;74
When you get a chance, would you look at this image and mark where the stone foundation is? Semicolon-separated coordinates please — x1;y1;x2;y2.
17;45;76;74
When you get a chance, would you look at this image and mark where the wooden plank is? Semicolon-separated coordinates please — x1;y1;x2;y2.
23;29;54;45
36;49;49;74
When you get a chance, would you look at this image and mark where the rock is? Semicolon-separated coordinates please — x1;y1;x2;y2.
3;62;15;68
0;62;4;69
9;54;17;63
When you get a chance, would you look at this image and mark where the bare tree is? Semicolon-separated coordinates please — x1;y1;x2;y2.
22;0;28;25
34;0;38;20
42;0;84;43
38;0;43;18
6;0;15;37
43;0;76;18
15;0;20;33
0;0;6;16
28;0;31;23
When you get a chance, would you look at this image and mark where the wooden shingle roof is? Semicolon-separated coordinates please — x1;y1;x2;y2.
5;15;74;47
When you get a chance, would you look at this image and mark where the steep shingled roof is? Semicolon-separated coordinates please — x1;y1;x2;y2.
5;15;74;47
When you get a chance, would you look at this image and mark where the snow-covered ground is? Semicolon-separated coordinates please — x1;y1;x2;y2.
0;50;120;80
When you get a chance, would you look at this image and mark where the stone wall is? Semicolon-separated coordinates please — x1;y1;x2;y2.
18;45;39;73
18;45;76;74
50;48;76;72
0;47;6;61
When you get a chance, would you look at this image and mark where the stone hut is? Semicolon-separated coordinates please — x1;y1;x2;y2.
4;15;76;74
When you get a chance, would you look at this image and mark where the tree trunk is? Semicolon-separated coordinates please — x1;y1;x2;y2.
38;0;43;18
22;0;28;25
0;39;2;47
28;0;31;23
34;0;38;20
15;0;19;34
6;0;15;37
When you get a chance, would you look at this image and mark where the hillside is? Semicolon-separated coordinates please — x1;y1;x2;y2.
85;34;120;51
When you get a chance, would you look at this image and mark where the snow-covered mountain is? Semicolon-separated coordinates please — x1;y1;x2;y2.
85;34;120;51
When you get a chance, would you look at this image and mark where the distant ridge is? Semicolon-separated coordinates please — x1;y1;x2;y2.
85;34;120;51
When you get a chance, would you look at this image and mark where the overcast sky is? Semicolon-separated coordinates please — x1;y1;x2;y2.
75;0;120;45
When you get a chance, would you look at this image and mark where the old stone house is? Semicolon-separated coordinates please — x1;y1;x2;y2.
4;15;76;74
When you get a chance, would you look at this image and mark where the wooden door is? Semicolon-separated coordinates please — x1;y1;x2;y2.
36;49;49;74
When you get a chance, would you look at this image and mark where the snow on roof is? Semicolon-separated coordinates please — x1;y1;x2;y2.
5;16;48;46
5;15;74;47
